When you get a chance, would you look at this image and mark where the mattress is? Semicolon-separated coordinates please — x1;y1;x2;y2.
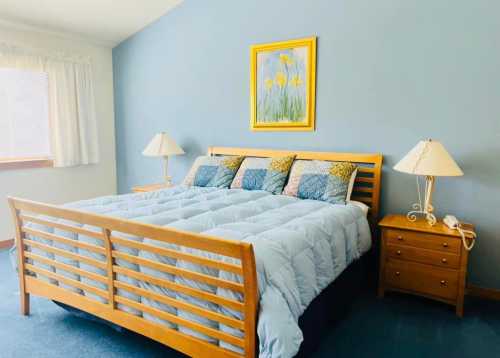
22;186;371;358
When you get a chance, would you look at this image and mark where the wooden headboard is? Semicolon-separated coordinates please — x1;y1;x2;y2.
208;146;383;220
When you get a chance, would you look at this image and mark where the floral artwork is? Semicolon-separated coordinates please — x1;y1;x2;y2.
250;37;316;131
257;49;307;122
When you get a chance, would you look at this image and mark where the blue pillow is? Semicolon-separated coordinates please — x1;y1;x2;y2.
283;160;357;204
183;156;244;188
230;156;295;194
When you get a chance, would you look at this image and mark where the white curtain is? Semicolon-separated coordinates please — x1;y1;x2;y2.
0;43;99;167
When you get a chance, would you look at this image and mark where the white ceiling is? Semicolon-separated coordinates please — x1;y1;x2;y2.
0;0;183;47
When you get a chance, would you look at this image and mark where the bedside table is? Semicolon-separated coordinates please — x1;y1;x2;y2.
378;214;475;317
132;183;172;193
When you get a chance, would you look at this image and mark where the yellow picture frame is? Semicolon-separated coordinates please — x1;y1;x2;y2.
250;37;317;131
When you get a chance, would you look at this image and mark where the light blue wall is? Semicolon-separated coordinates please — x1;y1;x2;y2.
113;0;500;287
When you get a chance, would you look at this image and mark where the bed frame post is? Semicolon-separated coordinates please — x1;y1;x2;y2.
8;198;30;316
241;243;259;358
370;155;383;221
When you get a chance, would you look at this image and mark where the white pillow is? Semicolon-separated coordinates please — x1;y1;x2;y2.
345;168;358;201
348;200;370;217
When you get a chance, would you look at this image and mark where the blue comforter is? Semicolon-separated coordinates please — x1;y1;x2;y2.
23;186;371;357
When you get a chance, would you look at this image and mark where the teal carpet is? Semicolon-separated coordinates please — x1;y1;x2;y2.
1;249;499;358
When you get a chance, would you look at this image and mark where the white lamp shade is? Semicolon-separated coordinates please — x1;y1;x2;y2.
393;140;464;177
142;132;185;157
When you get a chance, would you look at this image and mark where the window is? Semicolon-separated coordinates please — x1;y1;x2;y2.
0;68;52;169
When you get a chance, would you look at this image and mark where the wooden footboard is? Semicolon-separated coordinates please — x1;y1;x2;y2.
8;197;259;358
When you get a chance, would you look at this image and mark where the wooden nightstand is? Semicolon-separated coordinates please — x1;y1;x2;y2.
378;214;475;317
132;183;172;193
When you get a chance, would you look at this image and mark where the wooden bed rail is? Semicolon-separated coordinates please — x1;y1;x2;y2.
8;197;259;358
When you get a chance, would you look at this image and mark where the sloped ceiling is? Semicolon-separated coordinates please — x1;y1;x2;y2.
0;0;183;47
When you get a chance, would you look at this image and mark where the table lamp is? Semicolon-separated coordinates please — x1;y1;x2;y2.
393;139;463;226
142;132;185;185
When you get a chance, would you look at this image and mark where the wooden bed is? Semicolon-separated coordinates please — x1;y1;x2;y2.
8;147;382;358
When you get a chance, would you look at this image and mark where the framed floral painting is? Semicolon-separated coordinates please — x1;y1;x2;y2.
250;37;316;131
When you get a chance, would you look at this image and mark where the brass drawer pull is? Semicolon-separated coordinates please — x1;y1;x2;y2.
396;250;401;256
440;280;447;286
442;242;449;248
441;258;447;264
395;271;400;276
397;235;404;241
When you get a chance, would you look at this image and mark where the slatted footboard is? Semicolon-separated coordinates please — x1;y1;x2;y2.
8;197;259;358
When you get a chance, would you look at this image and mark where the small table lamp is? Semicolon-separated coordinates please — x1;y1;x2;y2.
394;139;463;226
142;132;185;185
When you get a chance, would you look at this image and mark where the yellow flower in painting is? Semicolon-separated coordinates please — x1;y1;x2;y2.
290;75;303;87
274;72;287;88
265;78;273;90
279;53;293;65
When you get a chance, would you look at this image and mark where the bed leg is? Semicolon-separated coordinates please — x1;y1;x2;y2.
9;198;30;316
17;248;30;316
20;292;30;316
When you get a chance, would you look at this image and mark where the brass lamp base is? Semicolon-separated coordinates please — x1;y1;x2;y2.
407;176;437;226
407;210;437;226
163;156;172;186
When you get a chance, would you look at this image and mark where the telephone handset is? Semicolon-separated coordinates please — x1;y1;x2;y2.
443;215;476;251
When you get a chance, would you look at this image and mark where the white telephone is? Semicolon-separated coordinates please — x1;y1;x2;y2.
443;215;476;251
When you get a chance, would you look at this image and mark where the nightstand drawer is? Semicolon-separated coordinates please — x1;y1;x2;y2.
385;229;461;254
385;259;459;300
387;244;460;269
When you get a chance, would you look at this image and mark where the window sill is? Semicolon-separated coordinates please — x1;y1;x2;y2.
0;158;54;171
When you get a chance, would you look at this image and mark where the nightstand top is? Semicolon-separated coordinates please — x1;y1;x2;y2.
132;183;172;193
379;214;474;238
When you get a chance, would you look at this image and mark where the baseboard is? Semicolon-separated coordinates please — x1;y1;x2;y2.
0;238;14;251
467;284;500;301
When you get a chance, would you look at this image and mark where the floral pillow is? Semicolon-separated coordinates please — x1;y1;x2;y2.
230;155;295;194
183;155;244;188
283;160;357;204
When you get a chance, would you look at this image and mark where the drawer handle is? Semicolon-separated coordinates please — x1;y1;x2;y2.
395;271;400;276
396;250;402;256
442;242;449;248
397;236;404;241
441;258;448;264
440;280;447;286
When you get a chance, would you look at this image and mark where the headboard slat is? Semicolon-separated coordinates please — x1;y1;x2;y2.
208;146;383;220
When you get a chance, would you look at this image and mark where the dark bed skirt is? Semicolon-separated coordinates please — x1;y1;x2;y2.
54;250;374;357
295;251;373;357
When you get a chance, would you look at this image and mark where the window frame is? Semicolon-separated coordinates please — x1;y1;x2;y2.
0;157;53;170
